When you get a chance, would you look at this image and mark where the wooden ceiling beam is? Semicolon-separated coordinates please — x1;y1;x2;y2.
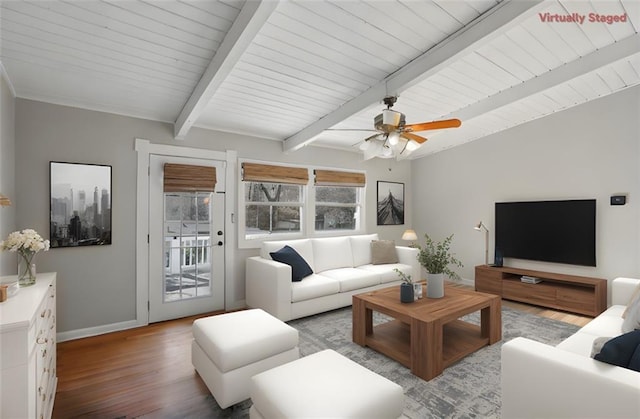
443;33;640;125
282;0;545;153
174;0;278;140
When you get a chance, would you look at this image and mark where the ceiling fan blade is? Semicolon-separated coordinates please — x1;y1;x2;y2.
404;118;461;132
326;128;378;132
352;133;382;148
400;132;428;144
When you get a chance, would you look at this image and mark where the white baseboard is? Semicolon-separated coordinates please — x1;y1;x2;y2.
57;319;143;343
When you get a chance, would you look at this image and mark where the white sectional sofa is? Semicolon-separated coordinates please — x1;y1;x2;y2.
246;234;420;321
501;277;640;419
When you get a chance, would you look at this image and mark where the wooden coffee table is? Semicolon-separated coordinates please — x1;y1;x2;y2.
352;283;501;381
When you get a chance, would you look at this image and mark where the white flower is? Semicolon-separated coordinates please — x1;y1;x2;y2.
0;229;50;255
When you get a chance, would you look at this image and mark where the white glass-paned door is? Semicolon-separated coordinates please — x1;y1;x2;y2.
149;155;225;323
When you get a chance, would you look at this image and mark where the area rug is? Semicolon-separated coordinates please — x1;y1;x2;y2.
210;306;580;418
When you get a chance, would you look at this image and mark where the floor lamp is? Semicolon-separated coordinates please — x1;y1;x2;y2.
474;221;489;265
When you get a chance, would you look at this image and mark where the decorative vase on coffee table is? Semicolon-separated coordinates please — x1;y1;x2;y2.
400;282;414;303
427;273;444;298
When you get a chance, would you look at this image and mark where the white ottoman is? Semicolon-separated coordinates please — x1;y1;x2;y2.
250;349;404;419
191;309;299;409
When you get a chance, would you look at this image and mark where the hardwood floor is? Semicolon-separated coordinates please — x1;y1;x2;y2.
53;296;591;418
53;312;225;418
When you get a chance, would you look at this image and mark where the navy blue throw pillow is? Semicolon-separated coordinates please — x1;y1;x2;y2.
270;245;313;282
594;330;640;372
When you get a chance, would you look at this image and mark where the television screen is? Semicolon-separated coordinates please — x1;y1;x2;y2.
495;199;596;267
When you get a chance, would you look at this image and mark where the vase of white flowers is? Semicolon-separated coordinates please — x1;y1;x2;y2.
0;229;50;286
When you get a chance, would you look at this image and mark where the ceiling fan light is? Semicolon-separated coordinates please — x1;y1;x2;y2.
381;145;393;158
381;109;401;126
405;139;420;151
388;131;400;145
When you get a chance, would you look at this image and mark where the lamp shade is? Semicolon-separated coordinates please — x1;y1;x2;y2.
0;194;11;207
402;229;418;241
474;221;488;232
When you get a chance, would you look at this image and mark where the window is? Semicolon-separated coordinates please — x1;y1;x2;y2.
162;163;216;301
241;163;308;241
239;162;366;247
314;169;365;233
315;186;360;231
244;182;303;238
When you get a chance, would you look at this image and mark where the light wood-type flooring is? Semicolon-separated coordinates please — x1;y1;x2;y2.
52;286;592;418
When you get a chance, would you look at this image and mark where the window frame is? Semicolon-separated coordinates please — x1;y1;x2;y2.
242;181;305;242
237;160;366;249
312;185;363;235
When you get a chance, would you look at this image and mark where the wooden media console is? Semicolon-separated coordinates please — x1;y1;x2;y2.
475;265;607;317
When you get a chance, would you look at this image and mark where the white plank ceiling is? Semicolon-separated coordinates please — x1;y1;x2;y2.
1;0;639;159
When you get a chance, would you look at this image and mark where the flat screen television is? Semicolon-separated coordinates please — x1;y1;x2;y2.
495;199;596;267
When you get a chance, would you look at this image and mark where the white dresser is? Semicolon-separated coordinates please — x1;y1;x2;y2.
0;272;57;419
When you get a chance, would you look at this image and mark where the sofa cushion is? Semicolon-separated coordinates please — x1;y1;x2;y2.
579;305;626;336
371;240;399;265
270;245;313;282
262;239;314;271
321;268;380;292
594;330;640;372
358;263;413;284
313;236;353;272
350;234;379;267
291;274;340;302
590;336;611;358
557;331;603;357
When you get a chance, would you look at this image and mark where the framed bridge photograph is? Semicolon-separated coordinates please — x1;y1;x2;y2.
377;181;404;225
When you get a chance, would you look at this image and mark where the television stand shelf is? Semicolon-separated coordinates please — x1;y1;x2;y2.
474;265;607;317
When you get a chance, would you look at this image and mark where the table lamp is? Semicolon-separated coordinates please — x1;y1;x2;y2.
402;229;418;246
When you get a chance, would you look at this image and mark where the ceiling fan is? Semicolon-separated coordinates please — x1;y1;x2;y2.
338;96;461;160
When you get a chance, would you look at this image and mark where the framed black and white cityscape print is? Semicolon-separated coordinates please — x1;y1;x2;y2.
377;181;404;225
50;162;112;247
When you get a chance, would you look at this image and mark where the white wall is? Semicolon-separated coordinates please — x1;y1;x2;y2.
0;70;16;275
14;98;411;334
411;85;640;291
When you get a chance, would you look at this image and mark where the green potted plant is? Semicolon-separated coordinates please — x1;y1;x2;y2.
414;233;463;298
394;268;414;303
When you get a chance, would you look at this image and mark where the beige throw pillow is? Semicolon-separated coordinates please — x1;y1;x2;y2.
371;240;399;265
622;284;640;319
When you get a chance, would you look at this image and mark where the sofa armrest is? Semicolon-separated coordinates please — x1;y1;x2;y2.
246;256;292;321
612;277;640;306
502;337;640;419
396;246;420;281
